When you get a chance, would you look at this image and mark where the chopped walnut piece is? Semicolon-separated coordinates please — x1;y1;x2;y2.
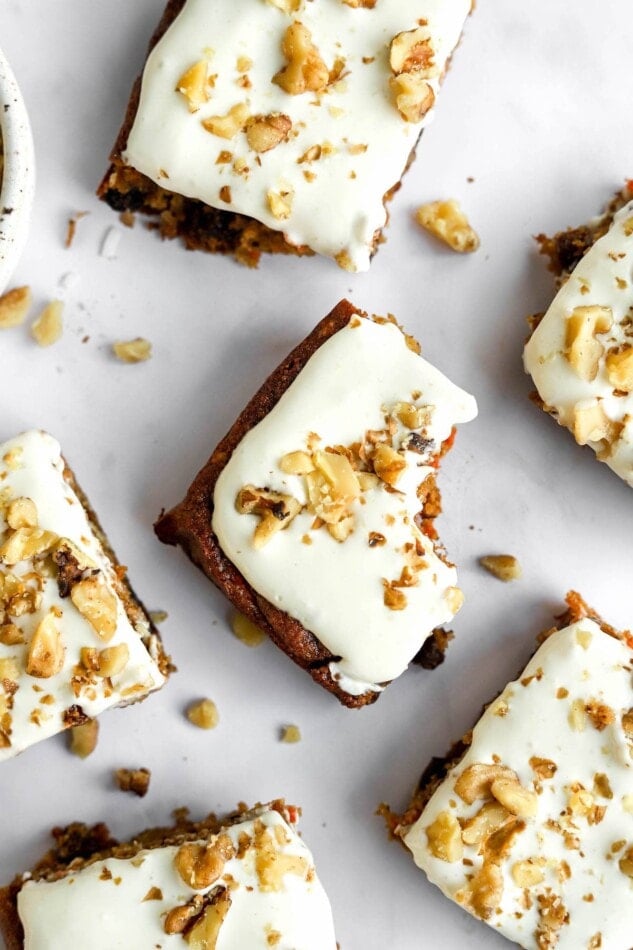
415;200;480;253
390;27;437;77
279;451;314;475
0;526;58;565
267;186;294;220
31;300;63;347
187;698;220;730
490;776;538;818
281;724;301;743
313;450;360;500
618;845;633;877
529;756;557;780
69;718;99;758
70;575;118;641
0;623;25;646
0;286;32;328
568;697;587;731
383;582;407;611
454;762;518;805
175;835;235;890
444;586;464;613
565;305;613;381
176;60;210;112
185;890;232;948
390;73;435;123
425;810;463;862
585;699;615;731
456;861;503;921
511;859;545;888
621;707;633;736
6;496;38;530
235;485;301;548
605;345;633;391
115;767;151;798
112;338;152;363
372;444;406;487
91;644;129;678
479;554;522;582
26;612;65;678
393;402;429;429
327;515;354;542
342;0;376;6
266;0;301;11
53;537;96;598
273;22;329;95
230;612;266;647
572;401;621;447
201;102;250;139
460;801;511;846
246;113;292;153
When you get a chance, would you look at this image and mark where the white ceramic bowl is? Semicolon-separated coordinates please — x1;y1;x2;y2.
0;48;35;295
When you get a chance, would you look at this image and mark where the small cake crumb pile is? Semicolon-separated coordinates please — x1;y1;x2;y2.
231;611;266;647
415;199;480;253
31;300;63;347
115;767;151;797
68;719;99;759
112;337;152;363
0;285;31;328
479;554;522;582
186;698;220;730
280;724;301;744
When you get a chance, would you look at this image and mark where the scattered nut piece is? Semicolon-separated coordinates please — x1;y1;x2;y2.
185;889;232;948
26;612;65;678
456;861;503;920
279;451;314;475
425;810;463;862
479;554;522;582
454;762;517;805
565;305;612;381
69;719;99;759
460;801;511;847
372;443;406;487
236;484;301;548
313;450;360;500
0;526;58;564
390;27;437;77
383;582;407;611
415;200;480;253
174;835;235;889
65;211;88;248
112;338;152;363
511;859;545;888
267;187;294;220
273;22;329;95
490;776;538;818
93;644;130;678
0;286;31;328
231;612;266;647
176;61;210;112
70;575;118;641
390;73;435;123
342;0;376;7
619;845;633;878
605;345;633;391
6;497;38;530
281;724;301;743
187;698;220;730
115;767;151;797
31;301;63;347
201;102;250;139
266;0;301;11
572;401;621;446
246;113;292;153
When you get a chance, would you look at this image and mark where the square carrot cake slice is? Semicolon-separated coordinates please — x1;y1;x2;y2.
0;800;336;949
393;592;633;949
0;430;169;760
98;0;473;271
155;299;477;707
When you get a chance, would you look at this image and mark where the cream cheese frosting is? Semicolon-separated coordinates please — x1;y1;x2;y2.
18;805;337;950
0;430;165;761
402;619;633;950
212;316;477;696
124;0;472;271
524;200;633;487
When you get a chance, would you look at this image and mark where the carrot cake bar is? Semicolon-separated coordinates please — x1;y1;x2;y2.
392;592;633;949
0;800;337;949
524;184;633;486
155;299;477;707
98;0;473;271
0;430;169;760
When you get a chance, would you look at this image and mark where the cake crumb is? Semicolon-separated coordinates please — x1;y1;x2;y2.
0;285;32;328
100;227;121;259
68;719;99;759
149;610;168;624
65;211;88;248
119;210;135;228
112;338;152;363
280;724;301;743
231;612;266;647
31;300;63;347
479;554;522;582
186;698;220;730
415;199;480;253
115;767;151;797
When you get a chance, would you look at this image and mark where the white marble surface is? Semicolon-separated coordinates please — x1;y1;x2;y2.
1;2;633;948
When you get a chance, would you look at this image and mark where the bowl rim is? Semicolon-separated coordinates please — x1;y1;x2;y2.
0;46;35;295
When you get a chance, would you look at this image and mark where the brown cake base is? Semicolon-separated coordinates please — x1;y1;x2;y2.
0;800;293;950
155;299;455;708
381;591;628;837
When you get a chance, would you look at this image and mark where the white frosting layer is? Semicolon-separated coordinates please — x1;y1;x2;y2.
403;620;633;950
212;316;477;695
0;431;165;761
124;0;471;271
524;200;633;486
18;806;337;950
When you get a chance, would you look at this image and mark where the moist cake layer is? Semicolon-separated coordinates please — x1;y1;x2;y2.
524;199;633;486
0;430;165;760
213;314;477;697
402;619;633;949
123;0;471;271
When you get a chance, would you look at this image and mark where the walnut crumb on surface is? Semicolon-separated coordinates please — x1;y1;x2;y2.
0;285;32;328
112;338;152;363
31;300;63;347
415;200;480;253
68;719;99;759
186;698;220;730
479;554;522;582
231;612;266;647
65;211;88;248
115;767;151;797
280;724;301;743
